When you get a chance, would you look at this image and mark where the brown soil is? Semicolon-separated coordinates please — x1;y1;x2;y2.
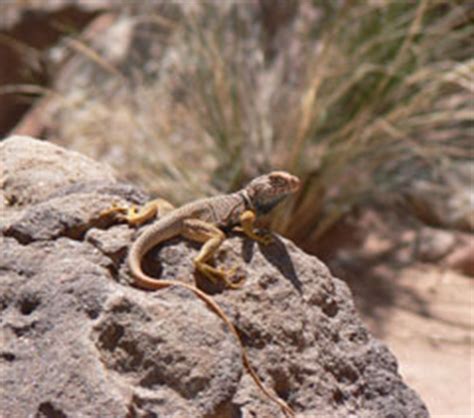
355;265;472;416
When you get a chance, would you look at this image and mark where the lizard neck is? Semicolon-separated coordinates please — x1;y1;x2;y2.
238;189;254;211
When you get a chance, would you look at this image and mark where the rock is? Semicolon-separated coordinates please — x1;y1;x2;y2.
414;226;474;277
443;236;474;277
415;227;457;262
404;166;474;233
0;2;106;136
0;135;117;206
0;1;109;31
0;136;428;417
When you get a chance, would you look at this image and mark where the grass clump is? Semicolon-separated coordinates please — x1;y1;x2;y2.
41;1;472;244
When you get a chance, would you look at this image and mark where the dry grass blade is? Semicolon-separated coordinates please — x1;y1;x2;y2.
65;37;127;84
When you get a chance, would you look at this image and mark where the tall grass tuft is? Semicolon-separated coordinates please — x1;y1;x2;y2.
44;1;472;244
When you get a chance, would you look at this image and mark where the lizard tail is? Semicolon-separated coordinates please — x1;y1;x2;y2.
129;256;295;417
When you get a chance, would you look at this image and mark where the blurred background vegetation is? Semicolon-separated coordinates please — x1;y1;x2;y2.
2;1;472;251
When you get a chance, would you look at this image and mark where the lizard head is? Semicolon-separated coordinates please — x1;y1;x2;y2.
244;171;300;215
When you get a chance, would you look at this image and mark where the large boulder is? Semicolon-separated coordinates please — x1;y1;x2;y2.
0;136;428;417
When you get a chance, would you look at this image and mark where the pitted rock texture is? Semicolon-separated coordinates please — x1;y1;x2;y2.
0;136;429;417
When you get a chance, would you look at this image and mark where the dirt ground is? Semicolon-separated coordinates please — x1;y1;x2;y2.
364;266;474;417
353;265;473;416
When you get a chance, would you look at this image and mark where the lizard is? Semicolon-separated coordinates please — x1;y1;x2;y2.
102;171;300;417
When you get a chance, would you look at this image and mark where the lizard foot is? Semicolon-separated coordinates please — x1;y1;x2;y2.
100;202;159;226
233;226;273;246
100;202;130;220
253;233;273;246
195;263;245;289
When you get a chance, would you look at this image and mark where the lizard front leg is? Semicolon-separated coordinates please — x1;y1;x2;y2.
101;198;175;226
182;219;244;289
235;210;273;245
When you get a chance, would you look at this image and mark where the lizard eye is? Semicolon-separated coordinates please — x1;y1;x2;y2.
269;173;285;186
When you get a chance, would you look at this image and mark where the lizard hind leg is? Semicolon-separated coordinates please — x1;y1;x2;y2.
182;219;244;289
101;198;176;226
126;198;177;226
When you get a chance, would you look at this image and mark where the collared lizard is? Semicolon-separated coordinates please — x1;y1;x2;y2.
102;171;300;417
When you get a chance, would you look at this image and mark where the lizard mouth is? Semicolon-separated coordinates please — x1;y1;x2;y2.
288;175;301;192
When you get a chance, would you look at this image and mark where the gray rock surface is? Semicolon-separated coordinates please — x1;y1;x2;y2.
0;136;429;417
